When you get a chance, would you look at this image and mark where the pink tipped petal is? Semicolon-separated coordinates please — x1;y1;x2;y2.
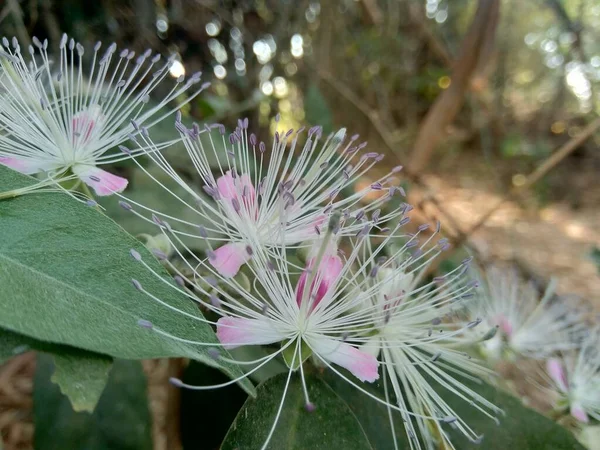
72;105;104;146
570;404;589;423
546;358;568;393
499;317;513;336
216;317;286;350
308;337;379;383
312;214;327;231
215;171;257;217
216;171;238;199
73;165;128;196
209;243;251;278
295;255;343;309
239;173;256;199
216;171;256;200
0;157;44;175
491;314;513;336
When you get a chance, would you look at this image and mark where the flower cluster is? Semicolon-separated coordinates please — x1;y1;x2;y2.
123;117;503;449
463;265;585;362
0;32;589;450
0;34;207;198
545;329;600;424
460;264;594;433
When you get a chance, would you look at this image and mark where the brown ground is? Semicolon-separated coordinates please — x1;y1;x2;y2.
421;155;600;304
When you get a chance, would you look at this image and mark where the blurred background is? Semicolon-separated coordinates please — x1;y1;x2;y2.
0;0;599;448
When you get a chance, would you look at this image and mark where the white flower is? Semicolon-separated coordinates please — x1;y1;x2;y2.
0;34;208;197
121;116;404;277
465;265;585;361
130;202;498;449
352;231;501;449
129;215;387;449
122;117;499;447
546;329;600;424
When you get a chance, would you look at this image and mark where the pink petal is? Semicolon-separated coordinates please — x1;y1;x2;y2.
546;358;568;393
308;336;379;383
295;255;343;310
72;165;128;196
214;171;256;216
72;105;104;146
216;316;286;350
313;214;326;230
492;314;513;336
294;213;328;241
0;157;45;175
571;404;589;423
209;243;251;278
215;171;236;199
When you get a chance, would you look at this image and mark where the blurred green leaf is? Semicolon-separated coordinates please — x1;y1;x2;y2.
501;133;525;158
0;327;33;364
51;351;112;413
229;346;287;384
199;94;233;117
304;83;334;134
0;165;252;395
34;356;152;450
97;165;211;250
0;328;112;412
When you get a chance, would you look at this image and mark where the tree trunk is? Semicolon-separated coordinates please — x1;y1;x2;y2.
409;0;500;173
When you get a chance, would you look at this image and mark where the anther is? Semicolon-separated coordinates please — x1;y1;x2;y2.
481;325;499;341
207;348;221;360
209;294;221;307
137;319;153;329
169;377;184;387
327;211;341;233
204;276;218;288
152;249;167;260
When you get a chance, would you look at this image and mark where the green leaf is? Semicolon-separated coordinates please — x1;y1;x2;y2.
441;377;584;449
51;351;112;413
319;371;408;449
332;371;583;449
304;83;334;134
221;373;373;450
34;355;152;450
222;369;583;450
0;165;252;395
